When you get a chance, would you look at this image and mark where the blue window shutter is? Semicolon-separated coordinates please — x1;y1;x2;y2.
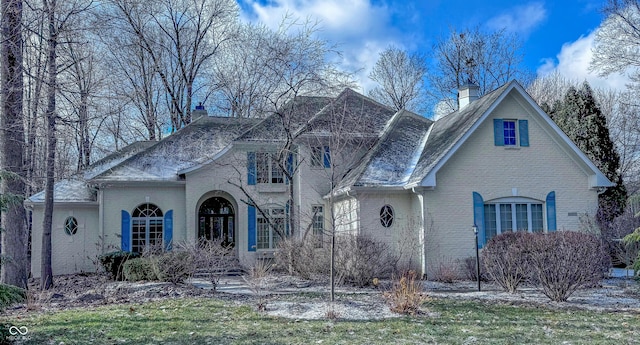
473;192;486;248
247;152;256;185
248;205;256;251
494;119;504;146
519;120;529;147
323;146;331;168
286;153;294;184
546;191;557;232
121;210;131;252
164;210;173;251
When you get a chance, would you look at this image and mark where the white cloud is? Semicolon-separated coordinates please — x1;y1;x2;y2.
487;2;547;37
238;0;404;90
536;32;631;91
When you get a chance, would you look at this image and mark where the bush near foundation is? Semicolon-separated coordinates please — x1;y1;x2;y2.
150;251;194;284
274;237;329;279
123;257;157;281
334;234;397;287
527;231;609;302
481;232;531;293
482;231;610;301
99;251;141;281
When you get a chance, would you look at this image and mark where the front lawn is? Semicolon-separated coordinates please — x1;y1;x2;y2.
4;297;640;344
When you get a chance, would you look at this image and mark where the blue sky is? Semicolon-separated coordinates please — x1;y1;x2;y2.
238;0;628;92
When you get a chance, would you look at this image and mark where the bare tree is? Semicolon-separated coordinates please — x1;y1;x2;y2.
591;0;640;90
1;0;29;288
105;0;238;131
38;0;93;290
368;46;427;113
212;16;354;118
428;26;530;114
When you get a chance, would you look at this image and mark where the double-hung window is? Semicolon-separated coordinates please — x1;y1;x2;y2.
494;119;529;147
256;152;284;184
310;146;331;168
312;206;324;247
256;208;285;249
484;201;543;241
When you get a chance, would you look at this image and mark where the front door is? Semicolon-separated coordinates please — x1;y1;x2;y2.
198;197;235;247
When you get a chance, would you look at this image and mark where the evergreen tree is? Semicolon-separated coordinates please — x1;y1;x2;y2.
550;82;627;226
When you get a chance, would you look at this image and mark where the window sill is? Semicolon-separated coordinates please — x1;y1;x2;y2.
504;146;521;150
257;183;287;193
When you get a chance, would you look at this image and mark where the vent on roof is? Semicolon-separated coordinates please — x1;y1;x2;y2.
458;82;479;110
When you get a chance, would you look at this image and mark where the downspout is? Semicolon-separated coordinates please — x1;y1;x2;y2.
412;187;426;278
98;185;104;254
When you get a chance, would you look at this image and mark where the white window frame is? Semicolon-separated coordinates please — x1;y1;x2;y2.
256;152;284;184
131;203;164;253
310;146;323;168
256;208;285;250
312;205;324;248
484;198;544;239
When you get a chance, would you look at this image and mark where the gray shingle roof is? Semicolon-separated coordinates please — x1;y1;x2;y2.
338;110;434;189
235;96;333;143
28;178;96;203
302;89;396;138
91;116;259;182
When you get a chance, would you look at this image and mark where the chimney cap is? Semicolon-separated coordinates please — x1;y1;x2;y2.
195;102;205;110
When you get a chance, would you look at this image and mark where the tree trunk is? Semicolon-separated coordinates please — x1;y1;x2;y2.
0;0;28;289
41;0;57;290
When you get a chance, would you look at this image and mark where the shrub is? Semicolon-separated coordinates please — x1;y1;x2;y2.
274;237;329;279
431;258;459;283
481;232;531;293
528;231;610;302
0;284;25;311
334;234;397;287
150;251;194;284
99;251;141;281
383;270;429;315
462;256;487;282
123;257;157;281
181;239;238;290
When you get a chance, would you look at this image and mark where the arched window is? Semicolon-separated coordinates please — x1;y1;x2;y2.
380;205;394;228
64;217;78;236
132;203;163;253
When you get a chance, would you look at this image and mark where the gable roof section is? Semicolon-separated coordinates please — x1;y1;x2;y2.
334;80;613;195
91;116;259;182
337;110;434;189
234;96;333;143
406;82;511;186
301;88;396;138
409;80;613;188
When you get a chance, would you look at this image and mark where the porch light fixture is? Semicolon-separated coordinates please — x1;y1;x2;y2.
472;224;481;291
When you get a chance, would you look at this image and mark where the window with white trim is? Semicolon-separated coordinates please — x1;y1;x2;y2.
257;208;284;249
256;152;284;184
131;203;163;253
484;201;543;241
310;147;323;168
312;206;324;248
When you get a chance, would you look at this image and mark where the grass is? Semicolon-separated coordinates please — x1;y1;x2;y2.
3;297;640;344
